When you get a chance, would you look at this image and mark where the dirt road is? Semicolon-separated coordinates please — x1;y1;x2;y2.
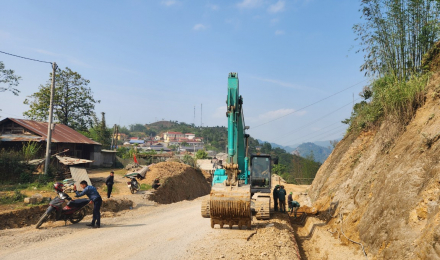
0;196;299;260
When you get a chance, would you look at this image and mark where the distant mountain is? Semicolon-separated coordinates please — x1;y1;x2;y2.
256;139;295;153
293;142;333;163
288;139;342;150
312;140;334;149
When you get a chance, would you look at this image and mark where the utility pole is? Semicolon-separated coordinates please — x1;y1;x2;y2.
115;125;119;150
44;62;57;175
111;124;116;150
201;103;202;127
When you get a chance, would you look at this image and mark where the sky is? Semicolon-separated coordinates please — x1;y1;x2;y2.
0;0;368;147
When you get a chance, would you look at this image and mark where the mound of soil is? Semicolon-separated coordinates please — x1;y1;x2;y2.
144;162;211;204
0;198;133;230
186;213;300;260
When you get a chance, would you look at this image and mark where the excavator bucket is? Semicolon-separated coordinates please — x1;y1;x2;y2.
209;185;252;229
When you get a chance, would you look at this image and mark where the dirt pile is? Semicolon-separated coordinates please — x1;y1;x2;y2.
185;214;300;260
144;162;211;204
0;198;133;230
308;68;440;258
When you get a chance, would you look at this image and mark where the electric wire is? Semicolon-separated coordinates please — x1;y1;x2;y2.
287;124;347;146
252;79;368;129
308;125;347;143
0;50;53;64
271;97;361;142
286;121;342;145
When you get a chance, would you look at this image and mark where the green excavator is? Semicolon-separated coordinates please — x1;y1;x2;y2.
201;72;274;229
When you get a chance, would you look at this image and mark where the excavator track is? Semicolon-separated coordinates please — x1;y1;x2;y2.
201;199;210;218
209;185;252;229
254;194;271;220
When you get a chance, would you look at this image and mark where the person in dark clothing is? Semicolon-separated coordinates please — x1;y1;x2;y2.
273;185;280;212
287;192;300;217
288;192;293;210
290;200;300;218
152;178;161;190
74;180;102;228
278;185;287;213
105;171;115;198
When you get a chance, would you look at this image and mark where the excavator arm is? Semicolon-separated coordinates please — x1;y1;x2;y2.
202;72;271;228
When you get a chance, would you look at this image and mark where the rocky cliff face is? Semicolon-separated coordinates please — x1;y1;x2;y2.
309;71;440;259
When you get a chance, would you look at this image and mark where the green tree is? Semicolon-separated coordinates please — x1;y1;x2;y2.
80;113;112;148
23;67;100;131
182;154;195;167
0;61;21;96
195;149;208;159
261;142;272;154
272;164;287;176
118;125;130;135
354;0;440;80
129;123;146;132
95;112;111;148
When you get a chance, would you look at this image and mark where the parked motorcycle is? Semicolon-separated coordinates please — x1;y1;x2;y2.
126;177;140;194
36;183;90;229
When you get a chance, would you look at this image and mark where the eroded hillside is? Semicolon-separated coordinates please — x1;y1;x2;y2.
309;59;440;258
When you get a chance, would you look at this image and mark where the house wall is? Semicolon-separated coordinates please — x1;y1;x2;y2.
90;152;115;168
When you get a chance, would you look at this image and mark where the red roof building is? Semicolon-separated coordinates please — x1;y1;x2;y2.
0;118;101;159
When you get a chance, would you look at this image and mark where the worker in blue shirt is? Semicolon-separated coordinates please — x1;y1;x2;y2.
74;180;102;228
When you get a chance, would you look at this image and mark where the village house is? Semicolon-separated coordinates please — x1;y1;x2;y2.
0;118;114;168
163;131;185;141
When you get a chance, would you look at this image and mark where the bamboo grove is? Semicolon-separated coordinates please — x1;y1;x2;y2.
354;0;440;81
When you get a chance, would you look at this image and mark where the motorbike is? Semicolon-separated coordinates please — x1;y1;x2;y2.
126;177;140;194
36;192;90;229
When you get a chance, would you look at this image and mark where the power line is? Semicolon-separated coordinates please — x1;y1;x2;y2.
286;123;347;146
0;50;53;64
271;97;361;142
309;125;347;143
252;79;368;129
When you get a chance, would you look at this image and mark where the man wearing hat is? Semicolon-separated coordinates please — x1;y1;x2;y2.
273;185;280;211
105;171;115;198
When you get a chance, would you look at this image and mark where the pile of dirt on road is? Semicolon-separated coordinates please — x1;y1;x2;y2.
0;198;133;230
185;213;300;260
145;162;211;204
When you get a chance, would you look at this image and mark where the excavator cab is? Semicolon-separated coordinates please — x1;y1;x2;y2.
250;155;272;194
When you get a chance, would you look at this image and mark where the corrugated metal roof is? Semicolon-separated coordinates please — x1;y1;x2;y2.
56;155;93;165
0;134;44;142
70;167;92;191
0;118;100;145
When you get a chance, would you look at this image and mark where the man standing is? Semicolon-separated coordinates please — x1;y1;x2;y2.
288;191;293;211
74;180;102;228
278;185;287;213
273;185;280;212
106;171;115;198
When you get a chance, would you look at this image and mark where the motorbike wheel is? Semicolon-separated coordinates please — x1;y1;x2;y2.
130;187;135;194
36;211;51;229
69;208;85;224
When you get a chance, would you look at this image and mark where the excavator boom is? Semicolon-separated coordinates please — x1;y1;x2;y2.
201;72;271;229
